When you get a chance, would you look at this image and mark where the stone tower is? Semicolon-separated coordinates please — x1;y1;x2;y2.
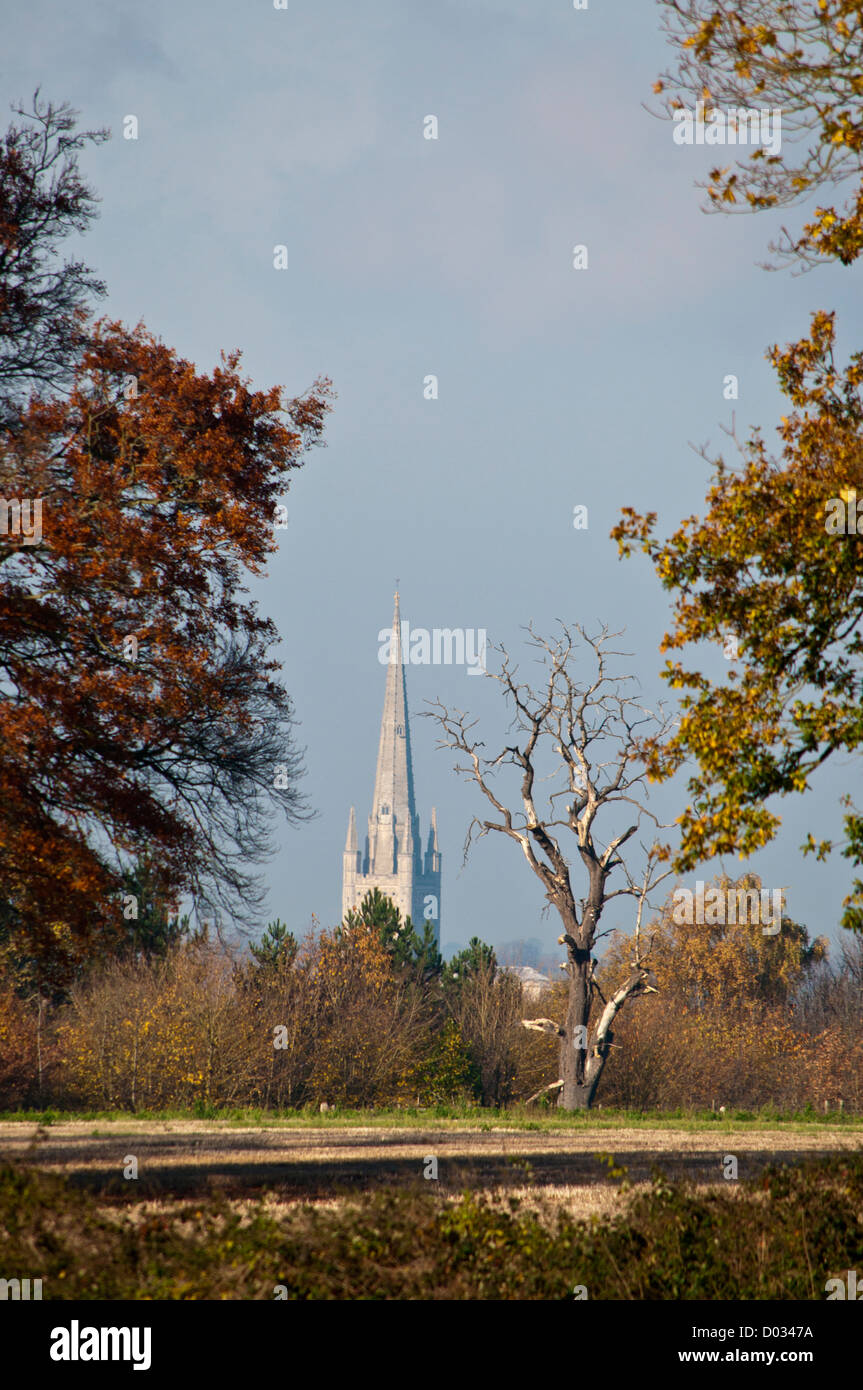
342;593;441;943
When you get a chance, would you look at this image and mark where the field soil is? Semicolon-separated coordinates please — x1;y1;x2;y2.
2;1120;860;1217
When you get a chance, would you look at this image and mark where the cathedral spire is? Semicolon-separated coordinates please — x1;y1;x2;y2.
368;591;417;864
342;592;440;942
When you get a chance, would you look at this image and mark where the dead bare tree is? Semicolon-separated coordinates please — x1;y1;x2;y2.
426;623;676;1110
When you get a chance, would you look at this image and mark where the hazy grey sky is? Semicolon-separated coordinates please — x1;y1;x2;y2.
5;0;861;957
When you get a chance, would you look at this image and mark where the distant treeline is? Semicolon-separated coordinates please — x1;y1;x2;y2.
1;884;862;1114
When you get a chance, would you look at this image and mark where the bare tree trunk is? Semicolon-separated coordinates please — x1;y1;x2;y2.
430;622;673;1116
525;952;657;1110
560;967;657;1109
560;951;592;1109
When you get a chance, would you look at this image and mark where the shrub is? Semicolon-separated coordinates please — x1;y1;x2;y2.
2;1152;862;1299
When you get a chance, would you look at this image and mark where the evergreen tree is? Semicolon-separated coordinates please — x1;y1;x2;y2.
446;936;497;984
249;918;298;973
343;888;442;983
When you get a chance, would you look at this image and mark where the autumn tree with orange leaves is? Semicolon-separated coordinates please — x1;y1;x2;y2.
0;96;333;986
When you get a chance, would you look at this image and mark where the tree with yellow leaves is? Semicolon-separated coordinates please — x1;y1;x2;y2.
619;4;863;932
613;310;863;929
602;873;826;1012
654;1;863;268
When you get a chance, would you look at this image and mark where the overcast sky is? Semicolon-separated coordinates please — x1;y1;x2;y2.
5;0;861;959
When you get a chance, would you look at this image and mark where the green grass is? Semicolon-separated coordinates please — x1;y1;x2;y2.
1;1102;861;1130
2;1151;863;1299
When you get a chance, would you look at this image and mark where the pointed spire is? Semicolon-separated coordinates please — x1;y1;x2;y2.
392;589;402;663
345;806;357;852
424;806;440;876
368;591;417;871
342;590;441;944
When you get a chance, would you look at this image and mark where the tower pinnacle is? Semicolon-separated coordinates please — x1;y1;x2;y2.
342;593;441;941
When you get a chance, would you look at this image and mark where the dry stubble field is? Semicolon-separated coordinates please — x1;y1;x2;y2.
3;1118;861;1221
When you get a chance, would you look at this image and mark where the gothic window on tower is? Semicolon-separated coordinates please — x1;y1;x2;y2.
396;724;404;736
381;803;390;815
